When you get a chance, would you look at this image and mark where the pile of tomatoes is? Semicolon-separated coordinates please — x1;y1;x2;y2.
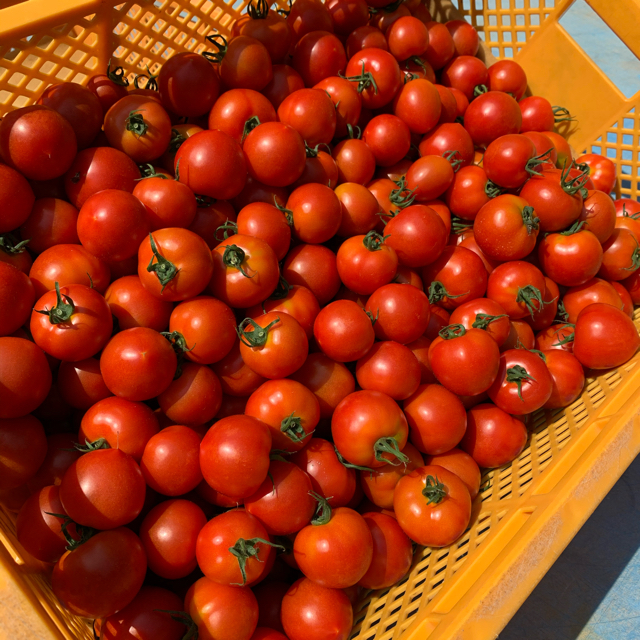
1;0;640;638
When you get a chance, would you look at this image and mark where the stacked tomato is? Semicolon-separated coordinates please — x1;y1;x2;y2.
1;0;639;639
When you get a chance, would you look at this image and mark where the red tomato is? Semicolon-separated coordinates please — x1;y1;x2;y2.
487;59;527;100
542;349;585;409
234;3;293;63
346;25;389;58
449;297;511;347
386;16;429;61
335;181;380;235
133;176;197;231
20;198;79;254
424;448;481;500
577;153;616;194
486;261;547;319
362;114;411;167
314;76;362;139
535;323;575;352
394;465;471;546
25;432;81;493
235;201;291;261
0;165;35;233
563;277;625;323
345;48;402;110
189;199;237;249
292;31;347;87
406;155;455;202
282;244;341;305
0;262;34;336
446;20;479;56
482;134;538;189
211;340;267;397
332;139;375;186
0;414;47;490
444;165;491;220
286;183;342;244
215;35;273;90
419;122;474;167
463;91;522;147
519;96;554;132
208;88;276;143
440;55;488;101
598;228;640;281
278;88;337;147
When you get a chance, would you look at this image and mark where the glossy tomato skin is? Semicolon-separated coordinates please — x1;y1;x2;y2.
563;277;624;323
20;198;80;254
219;36;273;91
598;228;640;281
209;89;276;143
460;403;527;468
419;122;474;167
52;527;146;619
286;183;342;244
543;350;585;409
573;303;640;369
292;31;347;87
346;48;402;110
440;55;488;102
449;297;511;347
394;465;471;547
100;327;177;401
236;202;291;260
281;578;353;640
282;244;341;305
577;153;616;194
332;389;408;468
211;341;267;397
446;20;479;56
486;261;547;319
133;176;197;231
0;415;47;490
444;165;490;220
278;88;337;147
463;92;522;148
200;415;272;499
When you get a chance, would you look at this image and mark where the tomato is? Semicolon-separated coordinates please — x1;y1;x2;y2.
460;403;527;468
486;261;547;319
444;165;491;221
133;176;197;231
286;183;342;244
464;91;522;147
283;244;340;304
245;379;319;451
332;389;408;467
394;465;471;546
292;30;347;87
422;245;488;309
482;134;537;189
335;182;379;237
234;1;293;62
440;55;488;101
294;504;373;588
314;77;362;140
519;96;554;132
577;153;616;194
100;586;186;640
573;303;639;369
622;267;640;305
449;297;510;347
406;155;455;202
278;88;337;147
52;527;146;618
0;262;33;337
189;199;237;249
0;337;52;419
208;88;276;143
419;122;474;167
25;432;80;493
386;16;429;61
486;59;527;100
79;396;158;461
345;48;402;110
0;105;77;180
446;19;479;56
434;84;458;124
100;327;177;401
563;277;625;323
245;460;316;534
253;581;289;634
281;578;352;640
213;35;272;90
233;201;290;260
502;318;535;350
364;281;430;344
87;63;130;115
200;415;272;499
420;20;454;69
424;448;481;500
0;414;47;490
18;198;77;255
346;25;388;58
211;340;267;397
362;114;411;167
598;228;640;281
0;165;35;234
542;349;585;409
332;139;375;186
355;340;420;400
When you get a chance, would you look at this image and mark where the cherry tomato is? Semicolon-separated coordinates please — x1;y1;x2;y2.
424;448;481;500
292;30;347;87
208;88;276;143
577;153;616;194
449;297;511;347
446;19;479;56
542;349;585;409
335;181;380;235
463;91;522;147
563;277;625;323
406;155;455;202
386;16;429;61
487;59;527;100
486;261;547;319
20;198;79;254
345;48;402;110
598;228;640;281
444;165;491;220
519;96;555;132
440;55;488;101
211;340;267;397
0;414;47;490
282;244;341;305
314;75;362;139
278;88;337;147
419;122;474;167
0;262;34;337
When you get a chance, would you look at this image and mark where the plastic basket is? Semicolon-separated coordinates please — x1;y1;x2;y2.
1;1;640;639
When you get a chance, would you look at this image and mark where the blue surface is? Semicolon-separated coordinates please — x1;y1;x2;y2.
501;455;640;639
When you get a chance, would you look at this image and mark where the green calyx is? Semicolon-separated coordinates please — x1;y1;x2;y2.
215;220;238;242
268;276;292;301
451;215;474;234
334;446;375;472
136;164;170;181
422;475;447;505
242;115;262;142
521;205;540;235
428;281;467;305
374;436;409;466
237;316;280;348
505;364;536;401
346;123;362;140
222;244;254;279
438;323;467;340
126;110;148;137
73;438;110;453
621;203;640;220
472;313;507;331
305;142;332;158
310;490;333;525
44;513;96;551
362;231;388;251
169;128;187;155
35;281;75;325
153;611;198;640
560;220;587;236
525;149;553;177
443;149;463;172
551;323;575;347
228;537;285;586
555;300;570;323
625;241;640;272
342;62;378;96
559;159;589;195
133;66;158;91
161;330;194;379
388;176;416;212
280;413;309;444
202;33;228;63
516;284;544;318
247;0;270;19
0;233;30;255
106;58;129;86
473;84;488;98
366;308;379;325
274;198;294;226
552;105;576;123
485;179;504;199
147;233;179;292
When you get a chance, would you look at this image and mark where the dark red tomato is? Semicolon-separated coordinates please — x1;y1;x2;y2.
290;438;356;507
262;65;305;110
449;297;511;347
424;305;451;339
0;414;47;489
406;155;455;202
420;20;454;69
87;65;129;115
25;432;80;492
245;379;320;451
375;3;410;33
289;353;356;420
52;527;146;618
573;303;640;369
406;335;436;383
31;283;112;362
488;349;553;414
293;149;339;190
175;129;247;200
139;499;206;580
333;140;376;186
133;177;197;231
598;228;640;281
158;52;220;117
0;105;77;181
0;165;35;233
428;324;500;396
332;389;408;467
211;340;267;397
19;198;79;254
460;403;527;468
365;282;431;343
283;244;341;305
434;84;458;124
446;19;479;56
487;60;527;100
444;165;491;220
482;134;537;189
64;146;140;209
563;277;625;323
200;415;272;499
0;338;52;419
486;261;547;319
386;16;429;61
218;35;273;91
464;92;522;148
0;262;34;336
449;87;469;118
0;236;32;274
422;245;489;309
189;199;237;249
440;55;488;101
538;228;603;286
36;82;102;149
254;582;289;634
186;577;258;640
292;31;347;87
234;4;293;63
519;96;554;132
209;88;276;143
419;122;474;167
356;340;420;400
100;586;186;640
424;448;480;500
59;448;145;529
100;327;177;401
281;578;352;640
286;183;342;244
346;25;388;58
243;122;306;188
394;465;471;546
622;267;640;305
474;194;539;261
345;48;402;110
542;349;585;409
278;88;337;147
314;76;362;139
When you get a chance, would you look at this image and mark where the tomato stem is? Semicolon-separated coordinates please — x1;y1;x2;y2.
305;142;332;158
443;149;463;172
552;105;576;123
0;233;29;255
44;512;96;551
559;220;586;236
202;34;228;63
228;537;285;586
485;179;503;199
362;231;389;252
274;198;294;226
72;438;110;453
237;316;281;348
525;148;553;177
373;437;409;466
515;284;544;317
222;244;254;279
366;308;379;325
35;281;75;325
147;233;179;292
555;301;570;323
438;323;466;340
473;84;488;98
334;445;375;472
560;159;589;195
626;241;640;272
126;110;148;138
106;58;129;86
154;611;198;640
422;475;447;505
521;205;540;235
133;66;158;91
215;220;238;242
428;281;467;305
505;364;536;402
280;413;310;443
268;276;292;301
342;62;378;96
169;128;187;155
388;176;416;211
247;0;270;19
346;123;362;139
309;490;332;525
551;323;575;347
451;215;474;234
136;164;170;181
242;116;262;142
472;313;508;331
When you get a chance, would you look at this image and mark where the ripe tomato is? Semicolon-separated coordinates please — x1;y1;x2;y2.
487;261;547;319
463;91;522;147
286;183;342;244
446;19;479;56
335;181;380;235
0;262;34;336
449;297;511;347
577;153;616;194
314;76;362;139
394;465;471;546
362;114;411;167
292;30;347;87
419;122;474;167
406;155;455;202
487;59;527;99
0;414;47;490
211;340;267;397
278;88;337;147
345;48;402;109
200;415;272;499
133;176;197;231
598;228;640;281
0;165;35;233
424;448;481;500
100;327;177;401
234;2;293;62
563;277;625;322
573;303;640;369
52;527;146;618
542;349;585;409
461;403;528;468
332;139;376;185
386;16;429;61
332;389;408;467
422;20;455;68
235;202;291;261
519;95;554;132
444;165;491;220
208;88;276;143
282;244;341;305
214;35;273;90
440;55;488;101
482;134;538;189
19;198;79;254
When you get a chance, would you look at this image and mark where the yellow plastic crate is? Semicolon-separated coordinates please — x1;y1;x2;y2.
1;1;640;639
